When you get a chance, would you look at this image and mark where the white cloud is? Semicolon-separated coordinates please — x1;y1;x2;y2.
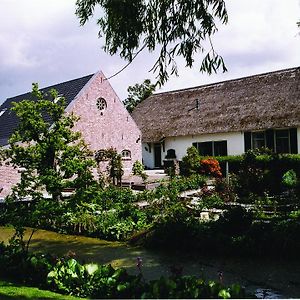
0;0;300;103
158;0;300;94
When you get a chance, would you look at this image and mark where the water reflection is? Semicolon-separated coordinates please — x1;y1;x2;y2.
255;288;282;299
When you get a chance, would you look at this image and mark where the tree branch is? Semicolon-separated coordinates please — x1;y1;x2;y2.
105;44;147;80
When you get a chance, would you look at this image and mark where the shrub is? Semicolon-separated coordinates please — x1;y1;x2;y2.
144;202;202;251
217;206;253;236
214;177;237;202
168;174;207;192
132;160;148;182
217;152;300;197
199;194;224;210
181;146;201;176
282;169;298;188
97;186;136;209
200;158;222;177
215;155;243;174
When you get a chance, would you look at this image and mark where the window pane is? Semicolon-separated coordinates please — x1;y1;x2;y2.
252;131;266;149
121;150;131;158
276;129;289;139
214;141;228;156
275;130;290;153
198;142;213;156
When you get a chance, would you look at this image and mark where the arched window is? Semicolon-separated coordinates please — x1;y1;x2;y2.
95;149;106;162
96;97;107;111
121;149;131;159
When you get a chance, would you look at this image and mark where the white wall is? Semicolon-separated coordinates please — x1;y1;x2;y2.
142;142;155;169
165;132;244;161
143;128;300;169
143;131;245;169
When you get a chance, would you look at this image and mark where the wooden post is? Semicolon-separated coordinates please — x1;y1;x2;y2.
226;161;229;185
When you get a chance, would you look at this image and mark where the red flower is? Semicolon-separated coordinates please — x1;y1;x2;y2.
200;158;222;177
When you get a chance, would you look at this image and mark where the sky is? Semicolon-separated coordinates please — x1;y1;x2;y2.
0;0;300;104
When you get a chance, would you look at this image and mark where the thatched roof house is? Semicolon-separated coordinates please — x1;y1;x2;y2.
132;67;300;168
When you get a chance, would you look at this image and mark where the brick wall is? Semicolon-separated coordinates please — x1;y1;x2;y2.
66;71;142;175
0;71;142;198
0;163;20;198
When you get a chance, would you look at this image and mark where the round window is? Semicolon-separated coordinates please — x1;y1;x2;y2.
96;98;107;111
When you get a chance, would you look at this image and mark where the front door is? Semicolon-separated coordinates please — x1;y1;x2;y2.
154;143;162;168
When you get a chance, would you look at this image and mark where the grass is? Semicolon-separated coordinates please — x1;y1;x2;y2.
0;280;85;300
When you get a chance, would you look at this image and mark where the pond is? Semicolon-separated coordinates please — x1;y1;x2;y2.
0;226;299;298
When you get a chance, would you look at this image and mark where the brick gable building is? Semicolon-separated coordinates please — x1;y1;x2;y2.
0;71;142;198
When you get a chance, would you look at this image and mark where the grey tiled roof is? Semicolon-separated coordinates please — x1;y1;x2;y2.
0;74;93;146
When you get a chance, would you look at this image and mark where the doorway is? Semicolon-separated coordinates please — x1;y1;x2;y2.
154;143;162;168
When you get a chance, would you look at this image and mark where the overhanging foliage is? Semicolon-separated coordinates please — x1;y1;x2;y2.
76;0;228;85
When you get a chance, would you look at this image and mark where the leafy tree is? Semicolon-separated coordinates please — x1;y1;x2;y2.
75;0;228;85
5;83;96;202
123;79;156;112
95;148;124;185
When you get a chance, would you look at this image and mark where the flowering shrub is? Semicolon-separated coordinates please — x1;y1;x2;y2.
200;158;222;177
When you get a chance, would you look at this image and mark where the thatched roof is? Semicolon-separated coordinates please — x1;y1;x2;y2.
132;67;300;142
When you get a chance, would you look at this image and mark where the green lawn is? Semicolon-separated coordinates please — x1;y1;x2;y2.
0;280;85;300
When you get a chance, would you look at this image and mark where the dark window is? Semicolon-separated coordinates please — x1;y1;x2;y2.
244;132;252;151
198;142;213;156
290;128;298;154
245;128;298;154
252;131;266;149
121;149;131;159
193;141;227;156
214;141;228;156
265;129;275;150
275;129;290;153
154;143;162;168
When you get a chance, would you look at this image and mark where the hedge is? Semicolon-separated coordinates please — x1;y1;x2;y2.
215;154;300;177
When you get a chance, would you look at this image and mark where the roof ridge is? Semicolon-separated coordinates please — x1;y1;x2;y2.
153;66;300;96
